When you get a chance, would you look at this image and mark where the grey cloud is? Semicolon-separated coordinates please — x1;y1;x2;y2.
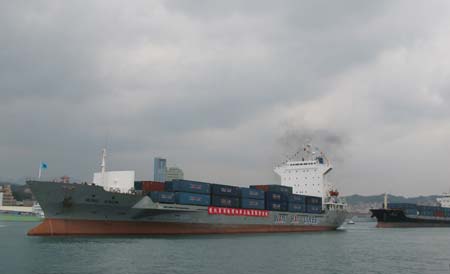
1;1;450;195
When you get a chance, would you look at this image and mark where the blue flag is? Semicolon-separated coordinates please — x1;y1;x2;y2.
41;162;48;169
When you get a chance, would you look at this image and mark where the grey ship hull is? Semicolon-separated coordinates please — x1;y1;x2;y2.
27;181;347;236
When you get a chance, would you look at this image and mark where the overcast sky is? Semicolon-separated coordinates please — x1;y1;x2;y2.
2;1;450;196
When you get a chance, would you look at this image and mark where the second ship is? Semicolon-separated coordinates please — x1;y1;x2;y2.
371;194;450;227
27;145;347;236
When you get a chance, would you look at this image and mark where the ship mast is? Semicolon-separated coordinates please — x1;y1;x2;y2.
101;148;106;187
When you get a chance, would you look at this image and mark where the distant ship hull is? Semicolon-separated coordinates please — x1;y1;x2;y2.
370;208;450;228
27;181;347;236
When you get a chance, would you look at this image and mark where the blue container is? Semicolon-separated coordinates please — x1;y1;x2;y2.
417;205;439;216
149;191;175;204
175;192;210;206
269;185;292;195
134;181;143;190
288;202;305;212
165;180;210;194
403;208;417;215
288;194;305;203
211;195;240;208
211;184;241;197
306;204;322;214
266;201;288;211
266;191;288;202
250;185;293;195
388;203;417;209
240;188;265;200
241;198;265;210
305;196;322;205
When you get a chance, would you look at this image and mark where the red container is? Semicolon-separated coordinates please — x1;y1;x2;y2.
434;210;444;217
250;185;270;192
142;181;165;192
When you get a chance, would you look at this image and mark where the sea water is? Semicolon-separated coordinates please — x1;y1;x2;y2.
1;221;449;274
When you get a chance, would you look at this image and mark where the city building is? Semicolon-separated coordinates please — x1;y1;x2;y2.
153;157;167;182
166;167;184;181
0;185;17;206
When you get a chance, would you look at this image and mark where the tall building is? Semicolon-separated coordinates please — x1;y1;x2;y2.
153;157;167;182
0;185;17;206
166;167;184;181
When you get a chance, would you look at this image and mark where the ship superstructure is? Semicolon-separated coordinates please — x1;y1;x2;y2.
436;193;450;208
27;145;347;236
275;144;333;198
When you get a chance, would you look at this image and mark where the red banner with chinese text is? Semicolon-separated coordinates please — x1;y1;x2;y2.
208;206;269;217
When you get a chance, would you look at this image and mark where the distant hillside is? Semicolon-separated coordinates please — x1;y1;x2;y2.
343;194;441;214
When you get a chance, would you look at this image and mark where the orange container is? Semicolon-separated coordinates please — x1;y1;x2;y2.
142;181;165;192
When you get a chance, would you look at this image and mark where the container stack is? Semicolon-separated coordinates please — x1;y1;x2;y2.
165;179;211;206
305;196;322;214
250;184;323;213
388;203;450;218
240;188;265;210
288;194;305;212
265;191;288;211
210;184;241;208
251;185;292;212
149;191;176;204
143;179;324;214
388;203;418;215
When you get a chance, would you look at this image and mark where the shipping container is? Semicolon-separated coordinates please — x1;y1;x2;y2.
306;204;322;214
240;188;265;200
250;184;293;195
388;203;417;209
241;198;265;210
140;181;165;192
149;191;176;204
165;180;210;194
403;208;418;215
211;196;240;208
266;201;288;211
265;191;288;202
288;202;305;212
387;203;417;215
288;194;306;204
134;181;143;191
417;205;440;217
175;192;210;206
305;195;322;205
444;208;450;218
211;184;241;197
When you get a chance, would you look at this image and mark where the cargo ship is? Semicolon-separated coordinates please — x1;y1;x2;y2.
370;194;450;227
27;145;347;236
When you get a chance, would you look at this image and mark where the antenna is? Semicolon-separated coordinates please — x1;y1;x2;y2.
384;193;388;209
101;148;107;174
101;133;109;181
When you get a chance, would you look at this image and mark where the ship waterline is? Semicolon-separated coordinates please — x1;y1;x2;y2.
28;219;338;236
